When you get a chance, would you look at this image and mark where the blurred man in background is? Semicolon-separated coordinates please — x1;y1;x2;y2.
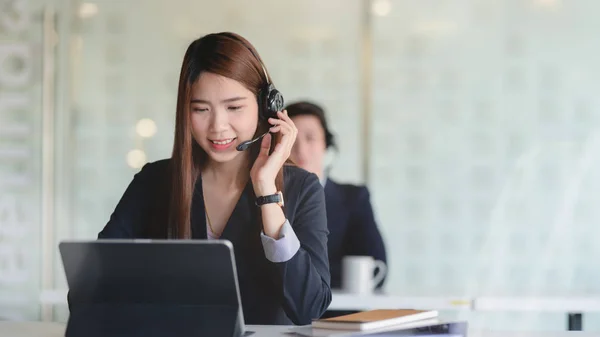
286;101;387;291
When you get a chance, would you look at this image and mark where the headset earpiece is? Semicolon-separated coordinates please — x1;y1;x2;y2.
325;130;334;149
259;83;284;120
325;129;337;150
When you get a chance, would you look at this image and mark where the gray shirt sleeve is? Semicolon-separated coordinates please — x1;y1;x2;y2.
260;219;301;263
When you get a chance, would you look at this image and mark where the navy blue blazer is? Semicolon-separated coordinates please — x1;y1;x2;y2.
87;159;332;326
324;179;387;289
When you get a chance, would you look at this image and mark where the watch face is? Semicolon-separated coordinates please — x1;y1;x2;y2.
277;191;284;207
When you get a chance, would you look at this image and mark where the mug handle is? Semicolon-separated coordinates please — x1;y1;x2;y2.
372;260;387;289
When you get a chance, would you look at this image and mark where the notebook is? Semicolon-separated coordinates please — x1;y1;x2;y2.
311;309;438;331
293;319;440;336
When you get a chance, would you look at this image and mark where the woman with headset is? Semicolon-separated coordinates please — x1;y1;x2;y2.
95;33;332;325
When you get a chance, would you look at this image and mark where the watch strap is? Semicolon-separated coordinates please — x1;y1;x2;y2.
255;191;283;207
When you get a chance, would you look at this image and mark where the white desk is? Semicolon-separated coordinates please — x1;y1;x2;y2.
329;292;472;311
474;297;600;312
39;290;600;331
40;289;600;313
0;322;595;337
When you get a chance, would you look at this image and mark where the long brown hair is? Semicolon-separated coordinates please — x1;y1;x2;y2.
168;32;284;239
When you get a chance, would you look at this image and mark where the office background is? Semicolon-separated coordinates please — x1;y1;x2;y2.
2;0;600;331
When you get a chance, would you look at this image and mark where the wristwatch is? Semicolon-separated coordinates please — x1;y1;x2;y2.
255;191;284;207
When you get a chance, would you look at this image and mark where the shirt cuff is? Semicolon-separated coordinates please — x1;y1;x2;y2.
260;219;301;263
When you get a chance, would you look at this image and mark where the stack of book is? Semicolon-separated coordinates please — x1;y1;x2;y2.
290;309;442;336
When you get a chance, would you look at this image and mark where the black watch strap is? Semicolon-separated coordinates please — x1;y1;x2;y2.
255;191;284;207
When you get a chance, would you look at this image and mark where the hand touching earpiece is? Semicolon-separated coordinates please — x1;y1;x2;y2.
250;110;297;196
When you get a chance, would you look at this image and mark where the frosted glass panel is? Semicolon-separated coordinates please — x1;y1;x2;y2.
370;0;600;330
0;0;46;320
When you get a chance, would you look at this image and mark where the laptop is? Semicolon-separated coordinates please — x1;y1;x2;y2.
59;239;248;337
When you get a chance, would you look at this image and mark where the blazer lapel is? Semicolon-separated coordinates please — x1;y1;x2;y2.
190;178;259;242
324;178;345;235
324;178;341;210
190;178;208;239
219;181;260;244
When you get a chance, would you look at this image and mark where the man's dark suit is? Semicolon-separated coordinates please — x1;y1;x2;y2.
323;178;387;290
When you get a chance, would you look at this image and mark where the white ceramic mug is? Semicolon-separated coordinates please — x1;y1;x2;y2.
341;256;387;294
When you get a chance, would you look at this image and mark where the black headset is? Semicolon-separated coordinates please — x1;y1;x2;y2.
324;124;336;150
258;81;284;121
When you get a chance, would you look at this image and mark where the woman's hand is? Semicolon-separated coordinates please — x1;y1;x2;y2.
250;110;297;196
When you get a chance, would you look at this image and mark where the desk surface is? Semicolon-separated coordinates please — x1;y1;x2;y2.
41;289;600;313
0;322;596;337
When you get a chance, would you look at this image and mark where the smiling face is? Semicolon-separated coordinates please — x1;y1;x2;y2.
190;71;259;164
